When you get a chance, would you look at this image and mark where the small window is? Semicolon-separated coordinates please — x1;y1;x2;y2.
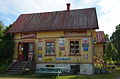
70;40;80;55
46;42;55;55
46;65;55;67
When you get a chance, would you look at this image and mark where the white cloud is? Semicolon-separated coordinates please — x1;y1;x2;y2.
0;0;120;36
97;0;120;36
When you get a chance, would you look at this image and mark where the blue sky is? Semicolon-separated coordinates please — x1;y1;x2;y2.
0;0;120;36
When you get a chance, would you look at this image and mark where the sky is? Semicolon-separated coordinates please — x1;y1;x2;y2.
0;0;120;36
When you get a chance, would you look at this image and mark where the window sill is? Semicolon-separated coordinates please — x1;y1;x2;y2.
69;54;81;56
44;55;56;56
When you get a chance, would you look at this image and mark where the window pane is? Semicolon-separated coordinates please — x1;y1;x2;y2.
70;40;80;54
46;42;55;55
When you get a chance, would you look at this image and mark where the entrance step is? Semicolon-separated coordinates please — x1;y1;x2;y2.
5;61;31;74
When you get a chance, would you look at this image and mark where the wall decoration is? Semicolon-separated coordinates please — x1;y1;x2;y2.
38;40;43;51
21;33;36;39
84;47;88;51
55;57;71;61
84;54;88;59
44;58;53;62
82;43;89;47
82;38;88;43
38;57;42;61
59;38;66;56
37;51;43;54
59;38;65;47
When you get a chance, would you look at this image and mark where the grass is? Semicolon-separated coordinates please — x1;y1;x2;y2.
0;68;120;79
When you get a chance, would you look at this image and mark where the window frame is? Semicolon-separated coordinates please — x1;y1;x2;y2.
69;39;81;56
45;40;56;56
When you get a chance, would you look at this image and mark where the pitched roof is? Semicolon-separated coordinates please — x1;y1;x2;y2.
8;8;99;33
96;31;106;43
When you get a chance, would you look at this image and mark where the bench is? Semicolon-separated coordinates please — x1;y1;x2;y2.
35;67;62;76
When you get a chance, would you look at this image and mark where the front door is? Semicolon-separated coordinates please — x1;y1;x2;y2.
23;43;29;61
18;42;34;61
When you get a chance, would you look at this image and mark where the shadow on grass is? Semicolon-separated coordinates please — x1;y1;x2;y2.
0;73;57;79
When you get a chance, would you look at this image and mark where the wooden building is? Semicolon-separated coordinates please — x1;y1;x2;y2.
7;4;105;74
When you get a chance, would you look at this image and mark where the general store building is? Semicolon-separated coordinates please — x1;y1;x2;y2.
8;4;105;74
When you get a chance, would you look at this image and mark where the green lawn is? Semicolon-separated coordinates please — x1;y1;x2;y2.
0;68;120;79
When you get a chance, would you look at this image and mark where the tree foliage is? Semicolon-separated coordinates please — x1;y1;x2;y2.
0;21;14;69
110;24;120;61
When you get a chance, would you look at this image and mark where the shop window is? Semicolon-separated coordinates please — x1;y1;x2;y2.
46;42;55;55
70;40;80;55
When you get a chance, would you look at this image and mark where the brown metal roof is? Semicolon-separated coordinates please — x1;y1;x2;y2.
96;31;105;43
8;8;99;33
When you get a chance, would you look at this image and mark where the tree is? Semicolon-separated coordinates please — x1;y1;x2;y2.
0;21;14;69
104;34;118;61
110;24;120;61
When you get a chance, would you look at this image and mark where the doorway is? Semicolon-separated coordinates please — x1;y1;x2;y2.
23;43;29;61
18;42;34;61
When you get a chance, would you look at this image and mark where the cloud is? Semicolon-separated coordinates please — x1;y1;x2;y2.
0;0;120;36
97;0;120;36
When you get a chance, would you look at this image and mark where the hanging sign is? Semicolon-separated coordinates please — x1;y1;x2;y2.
21;33;36;39
82;38;88;43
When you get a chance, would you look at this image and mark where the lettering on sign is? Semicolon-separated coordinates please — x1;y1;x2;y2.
21;33;36;39
84;54;88;59
55;57;71;61
84;47;88;51
82;38;88;43
82;43;89;47
45;58;53;62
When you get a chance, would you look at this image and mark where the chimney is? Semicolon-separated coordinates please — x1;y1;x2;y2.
66;3;70;11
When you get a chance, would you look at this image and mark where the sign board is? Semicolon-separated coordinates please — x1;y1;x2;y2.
82;38;88;43
59;38;65;46
84;47;88;51
44;58;53;62
84;54;88;59
55;57;71;61
82;43;89;47
21;33;36;39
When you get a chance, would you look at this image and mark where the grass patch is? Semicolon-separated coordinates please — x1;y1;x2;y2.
0;68;120;79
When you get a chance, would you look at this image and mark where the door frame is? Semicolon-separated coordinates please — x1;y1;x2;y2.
18;41;35;61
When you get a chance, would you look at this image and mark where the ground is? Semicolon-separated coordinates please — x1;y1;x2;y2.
0;68;120;79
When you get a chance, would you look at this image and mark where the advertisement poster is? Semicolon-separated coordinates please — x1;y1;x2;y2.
82;38;88;43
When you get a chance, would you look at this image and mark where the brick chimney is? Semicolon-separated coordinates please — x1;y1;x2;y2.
66;3;70;11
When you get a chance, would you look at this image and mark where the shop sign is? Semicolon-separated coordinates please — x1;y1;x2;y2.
82;43;89;47
37;51;43;54
82;38;88;43
38;54;42;61
21;33;36;39
84;47;88;51
55;57;71;61
59;38;65;46
84;54;88;59
45;58;53;62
